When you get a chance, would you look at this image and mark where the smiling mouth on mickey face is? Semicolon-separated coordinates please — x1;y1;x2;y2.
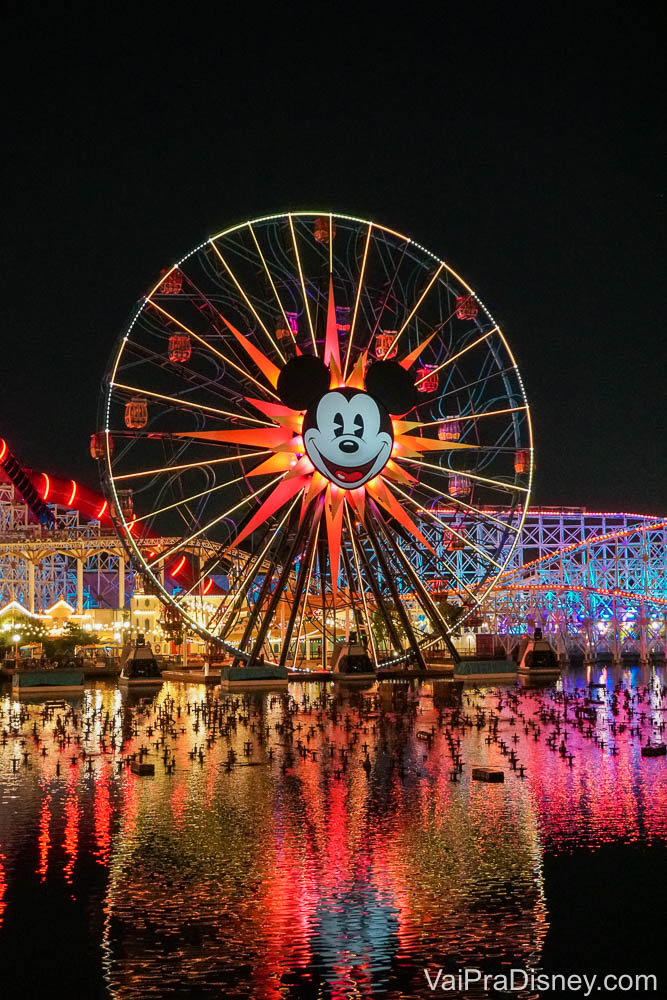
318;451;381;485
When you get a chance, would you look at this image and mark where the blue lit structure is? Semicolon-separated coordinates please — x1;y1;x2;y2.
418;507;667;662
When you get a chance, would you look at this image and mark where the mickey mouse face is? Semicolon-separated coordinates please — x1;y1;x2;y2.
276;354;419;490
303;388;393;488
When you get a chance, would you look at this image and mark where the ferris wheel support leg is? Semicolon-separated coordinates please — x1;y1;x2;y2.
246;505;316;668
215;500;302;643
340;544;374;662
232;545;285;666
371;510;460;664
318;533;328;671
279;504;322;667
365;512;427;672
213;525;284;637
354;530;405;657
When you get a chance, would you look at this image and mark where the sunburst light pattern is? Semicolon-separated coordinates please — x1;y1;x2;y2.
100;213;532;667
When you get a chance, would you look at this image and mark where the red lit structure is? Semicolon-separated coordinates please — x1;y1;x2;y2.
455;295;478;320
313;216;334;242
375;332;398;359
168;334;192;363
416;365;438;392
514;449;530;474
124;397;148;429
90;432;112;460
158;268;183;294
0;438;226;612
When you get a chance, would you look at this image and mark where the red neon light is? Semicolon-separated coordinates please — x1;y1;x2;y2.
203;578;213;595
171;555;187;577
97;500;108;519
42;473;50;501
0;439;6;463
36;795;51;882
67;480;77;507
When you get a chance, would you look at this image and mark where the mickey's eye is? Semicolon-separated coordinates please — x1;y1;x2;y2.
354;414;364;438
333;413;344;437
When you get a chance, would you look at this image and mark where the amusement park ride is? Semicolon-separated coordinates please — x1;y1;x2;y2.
98;212;532;670
1;213;665;666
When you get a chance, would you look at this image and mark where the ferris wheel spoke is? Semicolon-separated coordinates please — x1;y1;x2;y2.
208;239;286;364
407;476;521;534
363;512;426;666
386;479;503;571
405;524;478;605
247;221;297;350
339;537;376;666
290;531;320;668
283;506;322;667
202;556;256;632
344;506;379;666
171;265;287;383
113;450;269;482
129;474;249;525
176;547;237;604
343;222;373;379
146;299;280;400
203;495;301;632
401;455;529;495
287;214;317;354
246;504;315;665
146;473;287;569
208;526;268;612
361;237;410;353
383;263;444;358
111;383;273;426
353;528;405;655
217;497;298;635
183;500;298;599
370;507;457;650
415;364;520;410
414;327;499;387
419;405;529;428
403;295;474;356
122;337;248;406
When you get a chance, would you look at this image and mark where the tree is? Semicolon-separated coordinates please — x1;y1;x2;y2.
435;599;464;632
42;622;99;660
370;602;407;651
0;613;48;657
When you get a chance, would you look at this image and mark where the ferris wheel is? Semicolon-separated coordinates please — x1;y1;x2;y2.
98;212;533;668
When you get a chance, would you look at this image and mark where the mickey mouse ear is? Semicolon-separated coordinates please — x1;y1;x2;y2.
365;360;418;415
276;355;331;410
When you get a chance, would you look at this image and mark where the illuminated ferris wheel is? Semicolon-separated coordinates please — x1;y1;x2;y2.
98;212;533;668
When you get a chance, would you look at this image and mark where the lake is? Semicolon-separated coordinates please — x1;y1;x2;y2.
0;667;665;998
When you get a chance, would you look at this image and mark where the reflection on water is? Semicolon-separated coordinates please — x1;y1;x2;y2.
0;666;665;998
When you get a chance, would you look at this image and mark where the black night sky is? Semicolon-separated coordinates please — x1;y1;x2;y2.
2;10;665;512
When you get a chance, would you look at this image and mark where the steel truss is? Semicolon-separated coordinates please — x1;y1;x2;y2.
0;484;136;612
416;507;667;662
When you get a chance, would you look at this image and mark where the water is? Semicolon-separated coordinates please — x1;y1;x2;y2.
0;667;665;998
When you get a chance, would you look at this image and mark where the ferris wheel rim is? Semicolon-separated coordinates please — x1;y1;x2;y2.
99;210;534;656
